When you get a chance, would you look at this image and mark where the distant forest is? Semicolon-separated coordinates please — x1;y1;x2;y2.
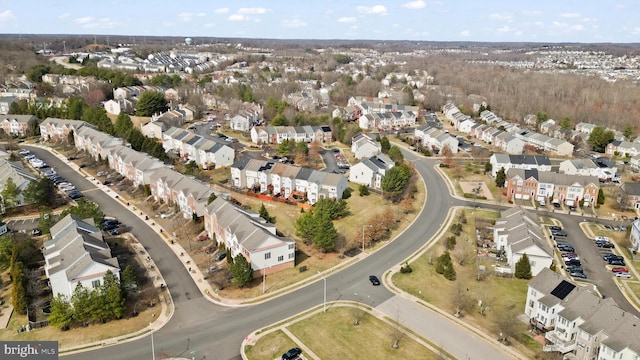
1;35;639;134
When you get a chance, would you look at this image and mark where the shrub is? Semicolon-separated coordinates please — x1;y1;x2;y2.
400;263;413;273
358;185;370;196
445;236;457;250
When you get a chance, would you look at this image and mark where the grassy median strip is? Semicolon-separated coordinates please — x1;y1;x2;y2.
245;330;297;360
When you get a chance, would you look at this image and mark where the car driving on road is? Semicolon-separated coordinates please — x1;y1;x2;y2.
369;275;381;286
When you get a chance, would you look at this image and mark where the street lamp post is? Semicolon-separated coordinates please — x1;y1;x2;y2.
318;271;327;313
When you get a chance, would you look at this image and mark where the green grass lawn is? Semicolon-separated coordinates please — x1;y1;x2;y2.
392;208;539;358
244;330;297;360
286;307;440;360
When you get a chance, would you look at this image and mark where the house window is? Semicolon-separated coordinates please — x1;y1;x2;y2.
91;280;101;288
289;253;294;259
264;252;271;260
278;255;284;262
288;244;294;250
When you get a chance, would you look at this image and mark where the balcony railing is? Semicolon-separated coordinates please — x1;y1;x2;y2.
544;331;576;354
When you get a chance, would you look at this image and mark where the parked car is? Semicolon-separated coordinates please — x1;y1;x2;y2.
369;275;381;286
31;229;42;236
566;266;584;273
595;236;610;242
570;271;587;279
568;205;576;211
18;150;30;155
615;272;632;279
611;267;628;273
552;230;568;237
603;254;622;261
549;226;562;232
281;347;302;360
609;259;625;266
565;258;581;266
597;242;615;248
214;252;227;262
68;191;83;200
557;244;575;252
552;202;562;209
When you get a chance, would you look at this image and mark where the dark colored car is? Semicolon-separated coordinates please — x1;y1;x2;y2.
281;347;302;360
603;254;622;261
557;244;575;252
609;259;625;266
369;275;381;286
565;258;581;266
68;190;83;199
552;230;568;237
552;202;562;209
566;266;584;273
568;205;576;211
549;226;562;232
597;242;615;248
570;271;587;279
215;252;227;261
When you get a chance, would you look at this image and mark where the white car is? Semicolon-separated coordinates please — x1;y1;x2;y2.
595;236;610;242
615;272;632;279
19;150;30;155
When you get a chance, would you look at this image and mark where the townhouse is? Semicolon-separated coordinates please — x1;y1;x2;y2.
204;197;295;276
349;154;395;189
489;154;552;177
506;168;600;206
1;114;37;136
250;125;332;145
162;127;235;169
357;111;417;130
40;117;94;142
42;119;221;219
617;182;640;211
103;98;136;115
526;268;640;359
493;206;553;276
516;130;574;156
559;157;617;180
43;214;120;299
631;154;640;171
0;157;38;208
494;132;525;154
606;140;640;157
351;133;382;159
414;125;459;154
230;103;263;132
230;157;347;205
630;218;640;253
141;118;172;140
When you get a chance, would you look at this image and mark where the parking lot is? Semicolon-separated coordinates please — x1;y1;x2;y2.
548;215;638;315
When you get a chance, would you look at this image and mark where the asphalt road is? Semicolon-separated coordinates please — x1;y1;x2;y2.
24;144;471;360
27;143;636;360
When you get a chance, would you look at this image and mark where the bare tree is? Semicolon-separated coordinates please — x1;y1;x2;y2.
493;308;520;344
453;239;474;266
390;310;406;349
352;301;364;326
451;283;473;318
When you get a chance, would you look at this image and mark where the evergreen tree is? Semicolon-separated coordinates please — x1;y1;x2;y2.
60;199;105;227
380;137;391;153
48;294;74;329
229;254;253;286
11;261;28;314
71;283;92;326
495;167;506;188
515;254;532;279
121;265;137;291
484;161;492;174
259;203;275;223
588;126;615;153
387;146;404;164
597;188;605;205
136;91;168;116
1;177;20;208
207;193;218;205
114;112;134;138
381;164;412;201
312;213;337;251
102;271;125;320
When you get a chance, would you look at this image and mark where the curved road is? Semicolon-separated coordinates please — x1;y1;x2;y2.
28;146;479;359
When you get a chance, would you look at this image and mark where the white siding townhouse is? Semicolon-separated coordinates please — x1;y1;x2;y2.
250;125;332;145
351;133;382;160
0;157;37;207
349;153;395;189
40;118;93;143
489;154;552;177
162;127;235;169
630;218;640;253
1;114;37;136
606;140;640;157
43;215;120;300
414;125;458;154
493;206;553;276
515;130;574;156
204;197;295;276
559;157;617;181
525;268;640;359
231;157;347;205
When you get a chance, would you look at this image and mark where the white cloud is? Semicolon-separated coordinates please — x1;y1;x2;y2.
238;7;268;15
74;16;93;24
58;13;70;19
401;0;426;9
489;13;512;22
0;9;15;22
214;8;229;14
325;9;334;15
204;23;215;28
521;10;542;16
229;14;248;21
460;30;470;36
196;12;206;17
178;12;193;22
282;19;307;28
497;26;511;33
582;17;596;23
338;17;357;23
632;27;640;35
351;25;358;29
559;12;580;18
571;24;584;31
515;31;523;36
82;17;119;29
356;5;387;15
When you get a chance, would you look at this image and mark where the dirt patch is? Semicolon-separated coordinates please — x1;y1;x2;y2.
459;181;494;200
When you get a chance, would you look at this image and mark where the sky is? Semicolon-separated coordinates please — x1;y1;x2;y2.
1;1;640;43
